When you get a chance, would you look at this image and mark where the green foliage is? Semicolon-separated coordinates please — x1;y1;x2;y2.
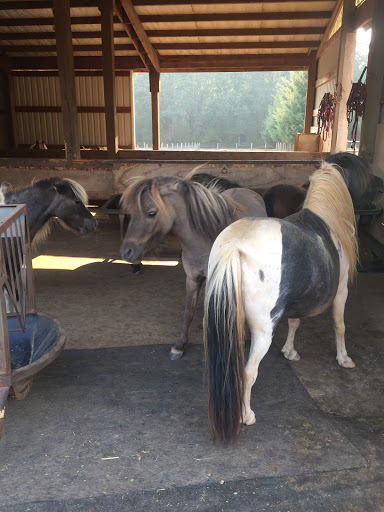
262;71;308;145
134;71;298;149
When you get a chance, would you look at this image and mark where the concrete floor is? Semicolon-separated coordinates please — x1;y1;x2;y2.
1;211;384;511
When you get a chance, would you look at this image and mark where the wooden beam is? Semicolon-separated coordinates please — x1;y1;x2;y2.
149;69;160;150
359;0;384;163
316;28;341;60
15;106;131;113
0;1;97;8
1;41;321;53
117;150;329;161
304;51;317;134
100;0;118;158
316;0;343;59
0;28;325;41
0;16;121;26
140;12;333;23
0;56;17;148
330;0;356;153
9;56;145;70
119;0;160;72
114;1;150;70
0;44;136;53
9;53;311;72
154;41;321;50
132;0;330;4
53;0;80;160
159;54;311;72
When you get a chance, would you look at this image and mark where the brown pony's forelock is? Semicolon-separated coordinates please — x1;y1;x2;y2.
120;177;172;221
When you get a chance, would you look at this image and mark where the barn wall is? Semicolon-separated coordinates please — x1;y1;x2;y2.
0;158;320;201
313;32;340;152
12;73;133;149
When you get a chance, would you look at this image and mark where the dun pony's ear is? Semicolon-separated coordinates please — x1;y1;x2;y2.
158;181;179;196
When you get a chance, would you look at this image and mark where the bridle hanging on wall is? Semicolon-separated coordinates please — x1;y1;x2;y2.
317;92;336;141
346;66;367;152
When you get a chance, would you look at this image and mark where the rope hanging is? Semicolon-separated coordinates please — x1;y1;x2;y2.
346;66;367;152
317;92;335;141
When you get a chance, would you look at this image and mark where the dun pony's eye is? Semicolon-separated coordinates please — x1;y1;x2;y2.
148;211;157;218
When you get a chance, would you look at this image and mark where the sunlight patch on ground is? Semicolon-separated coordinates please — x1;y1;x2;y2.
110;259;179;267
32;255;179;270
33;256;105;270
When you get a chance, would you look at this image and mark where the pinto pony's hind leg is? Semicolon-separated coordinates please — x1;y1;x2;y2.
333;272;355;369
281;318;301;361
242;326;273;425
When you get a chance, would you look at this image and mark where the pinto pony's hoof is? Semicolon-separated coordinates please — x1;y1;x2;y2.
337;356;355;368
169;348;184;360
242;411;256;426
282;348;301;361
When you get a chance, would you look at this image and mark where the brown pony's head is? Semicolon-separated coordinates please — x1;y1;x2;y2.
120;176;178;263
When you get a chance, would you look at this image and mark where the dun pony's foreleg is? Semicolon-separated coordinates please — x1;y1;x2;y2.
169;275;204;360
333;272;355;369
281;318;301;361
242;327;273;425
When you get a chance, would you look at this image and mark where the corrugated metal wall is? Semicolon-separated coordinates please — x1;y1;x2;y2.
13;73;133;148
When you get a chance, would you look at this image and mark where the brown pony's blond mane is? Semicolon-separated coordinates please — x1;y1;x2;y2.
121;175;241;241
304;161;358;281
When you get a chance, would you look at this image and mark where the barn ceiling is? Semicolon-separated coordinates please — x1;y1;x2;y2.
0;0;340;72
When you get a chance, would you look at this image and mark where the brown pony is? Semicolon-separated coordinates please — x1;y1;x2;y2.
263;152;381;219
120;175;267;359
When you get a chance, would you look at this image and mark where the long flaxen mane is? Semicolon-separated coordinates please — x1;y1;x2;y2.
303;161;358;281
121;176;241;241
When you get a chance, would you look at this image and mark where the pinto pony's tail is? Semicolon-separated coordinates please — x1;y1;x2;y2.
304;161;358;281
203;240;245;443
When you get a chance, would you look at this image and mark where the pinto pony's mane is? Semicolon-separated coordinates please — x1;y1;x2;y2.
304;161;358;281
121;176;241;241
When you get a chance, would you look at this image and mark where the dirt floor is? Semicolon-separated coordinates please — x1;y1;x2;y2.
1;209;384;511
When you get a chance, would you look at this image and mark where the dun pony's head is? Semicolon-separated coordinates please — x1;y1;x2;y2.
120;176;179;263
36;177;97;238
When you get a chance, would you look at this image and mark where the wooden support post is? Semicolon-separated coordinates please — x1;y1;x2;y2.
359;0;384;164
99;0;118;158
149;68;160;150
0;57;16;149
53;0;80;160
304;51;317;134
330;0;356;154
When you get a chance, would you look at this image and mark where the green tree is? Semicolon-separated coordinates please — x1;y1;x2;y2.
262;71;308;145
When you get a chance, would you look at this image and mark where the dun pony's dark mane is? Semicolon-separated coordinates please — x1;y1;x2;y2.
121;176;240;241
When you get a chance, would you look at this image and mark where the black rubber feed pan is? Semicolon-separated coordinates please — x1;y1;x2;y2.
8;314;66;377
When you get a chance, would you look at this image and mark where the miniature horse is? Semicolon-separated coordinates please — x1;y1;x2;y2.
263;152;381;218
120;175;267;360
204;162;358;443
1;177;97;244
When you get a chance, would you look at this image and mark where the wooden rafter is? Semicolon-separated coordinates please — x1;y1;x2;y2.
114;1;151;70
0;16;119;26
140;12;333;23
9;53;310;72
118;0;160;72
0;0;97;8
132;0;333;4
0;27;325;41
0;41;321;53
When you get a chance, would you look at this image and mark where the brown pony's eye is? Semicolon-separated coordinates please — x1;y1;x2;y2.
75;200;82;205
148;211;157;218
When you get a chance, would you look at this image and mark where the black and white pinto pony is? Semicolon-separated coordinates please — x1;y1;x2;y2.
0;177;97;245
204;161;358;443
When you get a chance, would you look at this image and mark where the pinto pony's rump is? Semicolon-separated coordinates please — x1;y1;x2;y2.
204;162;357;443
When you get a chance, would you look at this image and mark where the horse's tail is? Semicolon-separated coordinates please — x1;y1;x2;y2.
203;239;245;443
304;161;358;281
